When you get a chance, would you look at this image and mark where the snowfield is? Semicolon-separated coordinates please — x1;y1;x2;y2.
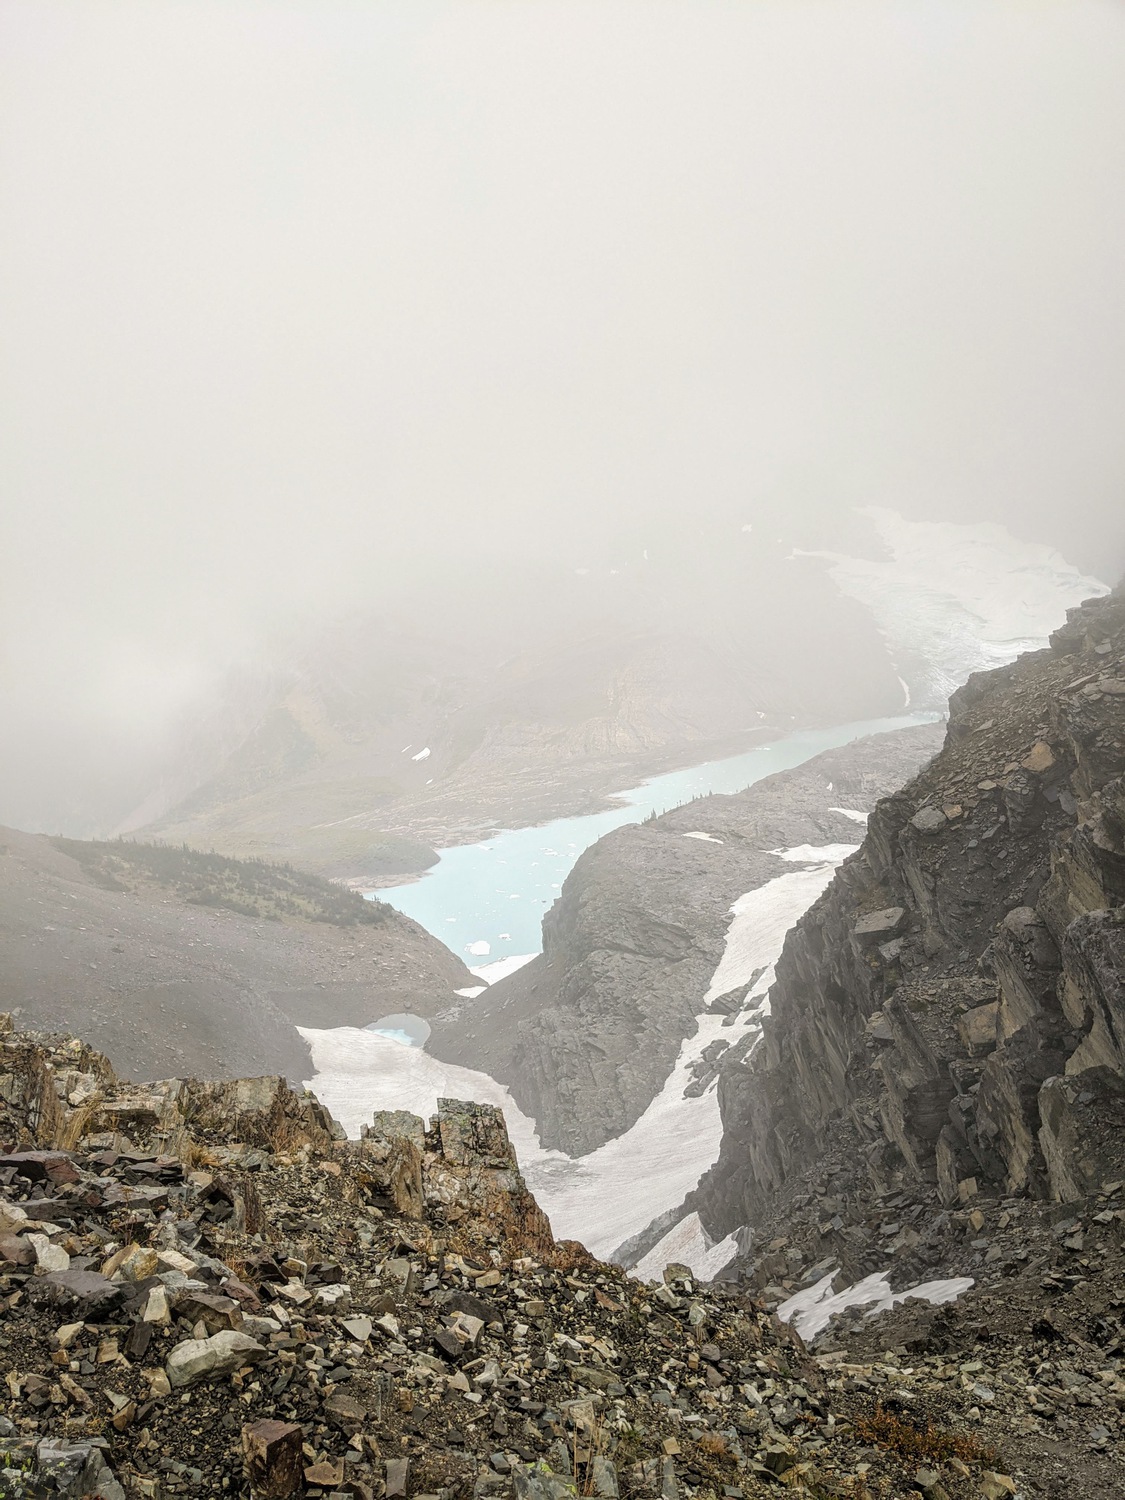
778;1268;975;1342
633;1212;740;1285
470;953;537;984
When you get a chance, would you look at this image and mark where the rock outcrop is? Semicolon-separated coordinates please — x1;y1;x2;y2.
693;584;1125;1263
432;724;943;1155
2;1015;1119;1498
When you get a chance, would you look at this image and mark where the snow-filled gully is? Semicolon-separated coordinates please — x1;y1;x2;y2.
300;841;974;1334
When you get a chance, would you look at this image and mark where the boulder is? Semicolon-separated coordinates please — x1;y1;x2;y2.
853;907;906;944
957;1003;998;1057
165;1329;267;1389
36;1438;125;1500
27;1232;70;1273
909;807;947;835
27;1269;123;1319
0;1233;35;1268
242;1419;304;1498
385;1456;410;1497
513;1462;578;1500
2;1150;80;1185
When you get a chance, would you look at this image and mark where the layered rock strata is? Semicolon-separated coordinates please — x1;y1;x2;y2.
694;585;1125;1252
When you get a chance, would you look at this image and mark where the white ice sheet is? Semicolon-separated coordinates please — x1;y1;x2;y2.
799;508;1106;704
633;1212;738;1284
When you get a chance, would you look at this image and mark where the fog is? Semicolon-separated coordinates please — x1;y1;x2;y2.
2;1;1125;834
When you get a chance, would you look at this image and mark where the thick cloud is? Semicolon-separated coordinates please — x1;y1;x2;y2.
2;1;1124;830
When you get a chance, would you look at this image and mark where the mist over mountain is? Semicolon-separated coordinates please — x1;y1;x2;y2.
0;502;1112;850
2;2;1125;838
108;508;1101;882
3;9;1125;1493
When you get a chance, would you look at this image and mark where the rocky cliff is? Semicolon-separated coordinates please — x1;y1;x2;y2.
431;725;943;1156
693;584;1125;1274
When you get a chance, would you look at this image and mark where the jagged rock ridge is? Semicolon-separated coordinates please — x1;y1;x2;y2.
433;724;943;1157
694;584;1125;1254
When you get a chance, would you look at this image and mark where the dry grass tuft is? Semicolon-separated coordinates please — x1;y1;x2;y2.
696;1433;729;1457
854;1404;999;1467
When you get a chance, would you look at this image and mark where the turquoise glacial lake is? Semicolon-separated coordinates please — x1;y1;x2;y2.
377;714;935;964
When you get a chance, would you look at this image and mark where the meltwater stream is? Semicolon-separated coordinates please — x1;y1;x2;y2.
376;712;936;961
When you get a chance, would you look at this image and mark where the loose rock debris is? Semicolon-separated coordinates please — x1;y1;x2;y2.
0;1018;1069;1499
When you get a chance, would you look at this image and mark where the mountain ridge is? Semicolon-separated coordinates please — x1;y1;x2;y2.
687;584;1125;1290
428;723;944;1158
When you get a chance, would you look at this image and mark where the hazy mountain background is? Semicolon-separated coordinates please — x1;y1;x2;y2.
2;1;1124;845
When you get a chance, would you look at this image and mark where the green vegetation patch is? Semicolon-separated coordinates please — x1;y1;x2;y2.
51;837;392;927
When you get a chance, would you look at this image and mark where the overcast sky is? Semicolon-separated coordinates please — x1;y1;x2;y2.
2;0;1125;827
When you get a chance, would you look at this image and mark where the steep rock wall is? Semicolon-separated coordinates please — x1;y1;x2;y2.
694;586;1125;1253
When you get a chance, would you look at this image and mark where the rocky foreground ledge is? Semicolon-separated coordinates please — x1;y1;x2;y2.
0;1018;1054;1500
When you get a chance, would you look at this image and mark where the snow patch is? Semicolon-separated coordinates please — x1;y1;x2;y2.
769;842;859;866
705;855;851;1005
469;953;537;984
633;1212;738;1284
454;986;487;999
683;831;724;844
411;747;432;761
302;848;853;1262
778;1269;974;1341
828;807;868;825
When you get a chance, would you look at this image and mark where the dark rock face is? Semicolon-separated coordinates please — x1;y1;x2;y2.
694;585;1125;1242
430;725;943;1155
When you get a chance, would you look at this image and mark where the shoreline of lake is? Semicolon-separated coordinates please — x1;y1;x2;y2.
373;711;939;960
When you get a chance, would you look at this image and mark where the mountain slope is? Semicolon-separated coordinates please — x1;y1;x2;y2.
0;828;473;1083
429;722;944;1156
2;1017;1099;1499
691;583;1125;1288
133;557;906;877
